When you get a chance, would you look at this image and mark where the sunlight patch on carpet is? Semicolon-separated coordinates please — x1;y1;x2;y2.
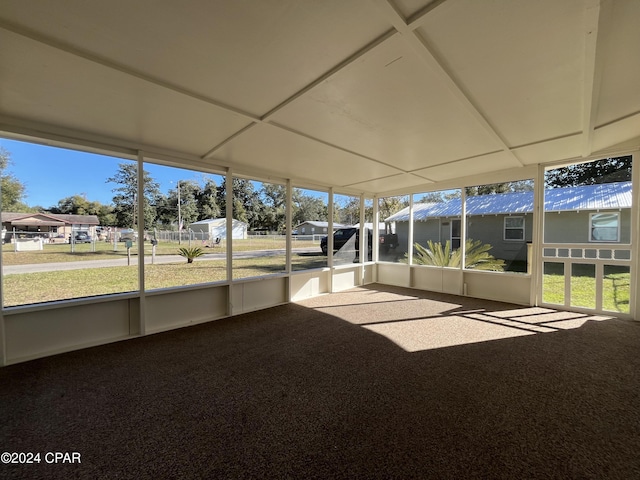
363;315;535;352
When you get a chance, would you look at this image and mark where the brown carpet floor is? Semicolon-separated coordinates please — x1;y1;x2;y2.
1;283;639;479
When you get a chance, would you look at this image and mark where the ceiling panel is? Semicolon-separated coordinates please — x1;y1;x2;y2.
387;0;441;20
594;0;640;127
512;136;582;166
412;151;519;182
0;30;251;157
347;173;433;194
212;124;402;190
270;34;501;171
0;0;391;116
417;0;585;148
593;113;640;153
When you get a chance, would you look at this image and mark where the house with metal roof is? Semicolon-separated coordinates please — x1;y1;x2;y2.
385;182;632;270
293;221;345;237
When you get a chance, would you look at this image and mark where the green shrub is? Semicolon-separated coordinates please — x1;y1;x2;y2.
178;246;205;263
412;239;505;272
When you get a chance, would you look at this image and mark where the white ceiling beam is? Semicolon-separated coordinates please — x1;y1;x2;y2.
581;0;613;158
202;123;258;159
406;0;451;30
370;0;524;168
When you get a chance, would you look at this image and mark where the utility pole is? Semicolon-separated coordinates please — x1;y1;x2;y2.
132;193;137;228
177;180;182;245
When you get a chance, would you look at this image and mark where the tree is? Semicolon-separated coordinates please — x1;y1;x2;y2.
379;196;409;221
171;180;200;228
106;163;160;228
216;178;260;228
260;183;287;232
334;195;360;225
417;192;447;203
153;193;175;228
50;194;115;226
196;178;221;220
96;204;116;226
465;180;533;196
0;147;30;212
292;190;328;226
545;156;632;188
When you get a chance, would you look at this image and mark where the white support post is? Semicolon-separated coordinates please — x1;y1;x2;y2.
408;195;414;268
136;151;146;336
460;188;467;290
359;195;365;265
285;179;293;302
531;164;546;306
328;188;334;292
286;179;292;273
0;210;5;366
373;196;380;265
631;151;639;320
225;168;233;290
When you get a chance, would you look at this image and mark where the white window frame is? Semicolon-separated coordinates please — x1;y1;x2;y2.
589;212;620;242
504;216;525;241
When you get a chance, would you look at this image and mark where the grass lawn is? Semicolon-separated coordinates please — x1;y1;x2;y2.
2;254;328;307
543;271;630;314
4;241;629;313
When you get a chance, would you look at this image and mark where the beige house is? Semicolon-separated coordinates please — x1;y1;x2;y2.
1;212;100;243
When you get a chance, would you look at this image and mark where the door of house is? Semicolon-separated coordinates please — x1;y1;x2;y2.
450;219;461;249
439;219;461;249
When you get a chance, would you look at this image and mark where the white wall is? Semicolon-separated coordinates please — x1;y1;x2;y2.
377;262;531;305
4;297;135;364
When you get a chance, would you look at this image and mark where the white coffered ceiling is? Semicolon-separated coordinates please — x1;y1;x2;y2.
1;0;639;195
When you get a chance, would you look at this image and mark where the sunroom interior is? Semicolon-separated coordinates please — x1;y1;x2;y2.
0;0;639;365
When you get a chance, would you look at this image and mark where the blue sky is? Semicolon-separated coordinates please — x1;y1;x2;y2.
1;137;337;211
0;137;224;209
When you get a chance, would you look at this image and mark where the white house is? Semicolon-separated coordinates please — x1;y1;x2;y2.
189;218;248;241
294;221;345;236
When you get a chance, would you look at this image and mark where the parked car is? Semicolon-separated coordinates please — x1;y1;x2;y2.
73;232;92;243
320;226;398;257
320;227;374;261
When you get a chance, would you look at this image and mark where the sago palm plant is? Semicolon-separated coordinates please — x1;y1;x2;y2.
178;246;205;264
412;239;505;271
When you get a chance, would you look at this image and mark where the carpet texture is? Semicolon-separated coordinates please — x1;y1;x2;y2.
1;284;639;479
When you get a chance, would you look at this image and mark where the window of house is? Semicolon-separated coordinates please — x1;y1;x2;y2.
465;179;533;273
504;216;525;241
590;213;619;242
